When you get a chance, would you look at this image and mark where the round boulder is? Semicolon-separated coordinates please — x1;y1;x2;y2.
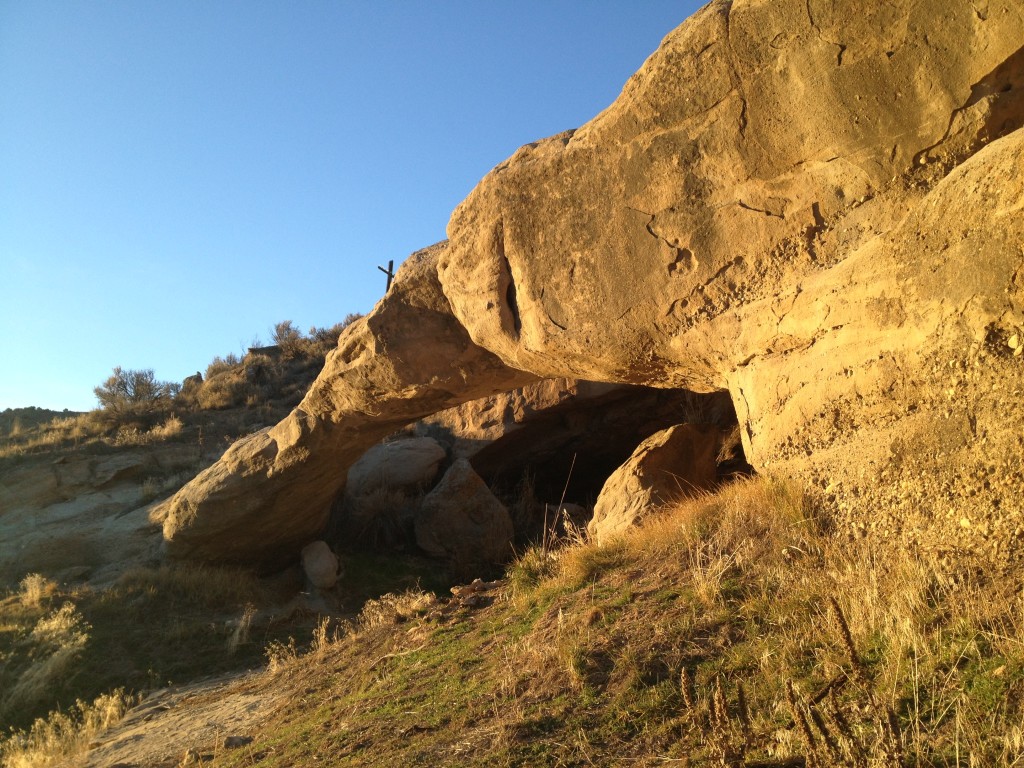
346;437;447;497
300;540;340;589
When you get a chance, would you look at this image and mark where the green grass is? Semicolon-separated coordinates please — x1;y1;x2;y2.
5;476;1024;766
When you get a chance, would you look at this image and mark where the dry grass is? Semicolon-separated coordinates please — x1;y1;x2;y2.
0;561;306;739
226;604;257;656
150;414;183;439
0;689;136;768
17;576;56;609
0;414;98;459
354;588;436;631
3;603;91;714
264;637;300;675
206;476;1024;767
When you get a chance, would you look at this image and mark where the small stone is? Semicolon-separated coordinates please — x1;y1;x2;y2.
301;541;340;590
959;517;972;528
1008;333;1019;350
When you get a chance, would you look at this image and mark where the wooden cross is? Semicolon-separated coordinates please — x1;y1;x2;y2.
377;259;395;292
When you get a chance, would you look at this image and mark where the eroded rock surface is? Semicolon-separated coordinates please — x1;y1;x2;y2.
415;459;514;569
0;445;194;586
163;0;1024;567
439;0;1024;561
421;380;737;502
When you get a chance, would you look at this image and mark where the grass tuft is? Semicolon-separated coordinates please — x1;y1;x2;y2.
0;689;136;768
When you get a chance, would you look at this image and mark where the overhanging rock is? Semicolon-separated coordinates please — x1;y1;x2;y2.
160;0;1024;567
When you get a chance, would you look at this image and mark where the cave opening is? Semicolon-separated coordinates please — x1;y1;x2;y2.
464;383;750;519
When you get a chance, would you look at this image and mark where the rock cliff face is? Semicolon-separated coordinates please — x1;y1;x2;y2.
161;0;1024;567
439;0;1024;563
420;379;738;503
0;445;193;584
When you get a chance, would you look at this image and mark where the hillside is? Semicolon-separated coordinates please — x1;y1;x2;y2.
40;478;1022;767
3;0;1024;766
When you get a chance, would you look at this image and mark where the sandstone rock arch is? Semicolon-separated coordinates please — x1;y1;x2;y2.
157;0;1024;568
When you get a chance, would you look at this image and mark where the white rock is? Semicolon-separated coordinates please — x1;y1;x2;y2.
301;540;340;589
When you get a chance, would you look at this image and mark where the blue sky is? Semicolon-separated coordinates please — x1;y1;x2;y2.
0;1;701;412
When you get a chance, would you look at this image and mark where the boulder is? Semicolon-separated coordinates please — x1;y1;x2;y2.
415;459;514;568
345;436;446;497
300;541;340;589
589;425;721;543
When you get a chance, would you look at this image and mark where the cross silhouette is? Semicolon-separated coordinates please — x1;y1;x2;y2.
377;259;395;292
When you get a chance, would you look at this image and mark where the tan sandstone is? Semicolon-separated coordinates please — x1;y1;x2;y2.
589;424;721;544
162;0;1024;567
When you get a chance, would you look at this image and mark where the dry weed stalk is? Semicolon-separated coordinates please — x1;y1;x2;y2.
227;604;256;654
698;674;752;767
680;667;695;711
787;680;818;764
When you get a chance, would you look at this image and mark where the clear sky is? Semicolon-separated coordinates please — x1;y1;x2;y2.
0;1;702;412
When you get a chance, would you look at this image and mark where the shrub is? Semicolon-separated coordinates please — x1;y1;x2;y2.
19;574;56;608
272;320;304;358
196;369;248;410
92;367;175;427
149;415;183;440
204;354;240;380
309;313;363;347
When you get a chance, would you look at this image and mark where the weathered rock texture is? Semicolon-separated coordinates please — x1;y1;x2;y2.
415;459;514;568
439;0;1024;562
163;0;1024;567
0;445;193;585
156;245;534;566
588;425;721;544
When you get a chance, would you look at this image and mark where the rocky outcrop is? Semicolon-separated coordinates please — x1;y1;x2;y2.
0;445;195;586
439;0;1024;562
415;459;514;569
162;0;1024;567
156;245;535;567
417;378;618;459
588;425;721;543
441;0;1024;391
